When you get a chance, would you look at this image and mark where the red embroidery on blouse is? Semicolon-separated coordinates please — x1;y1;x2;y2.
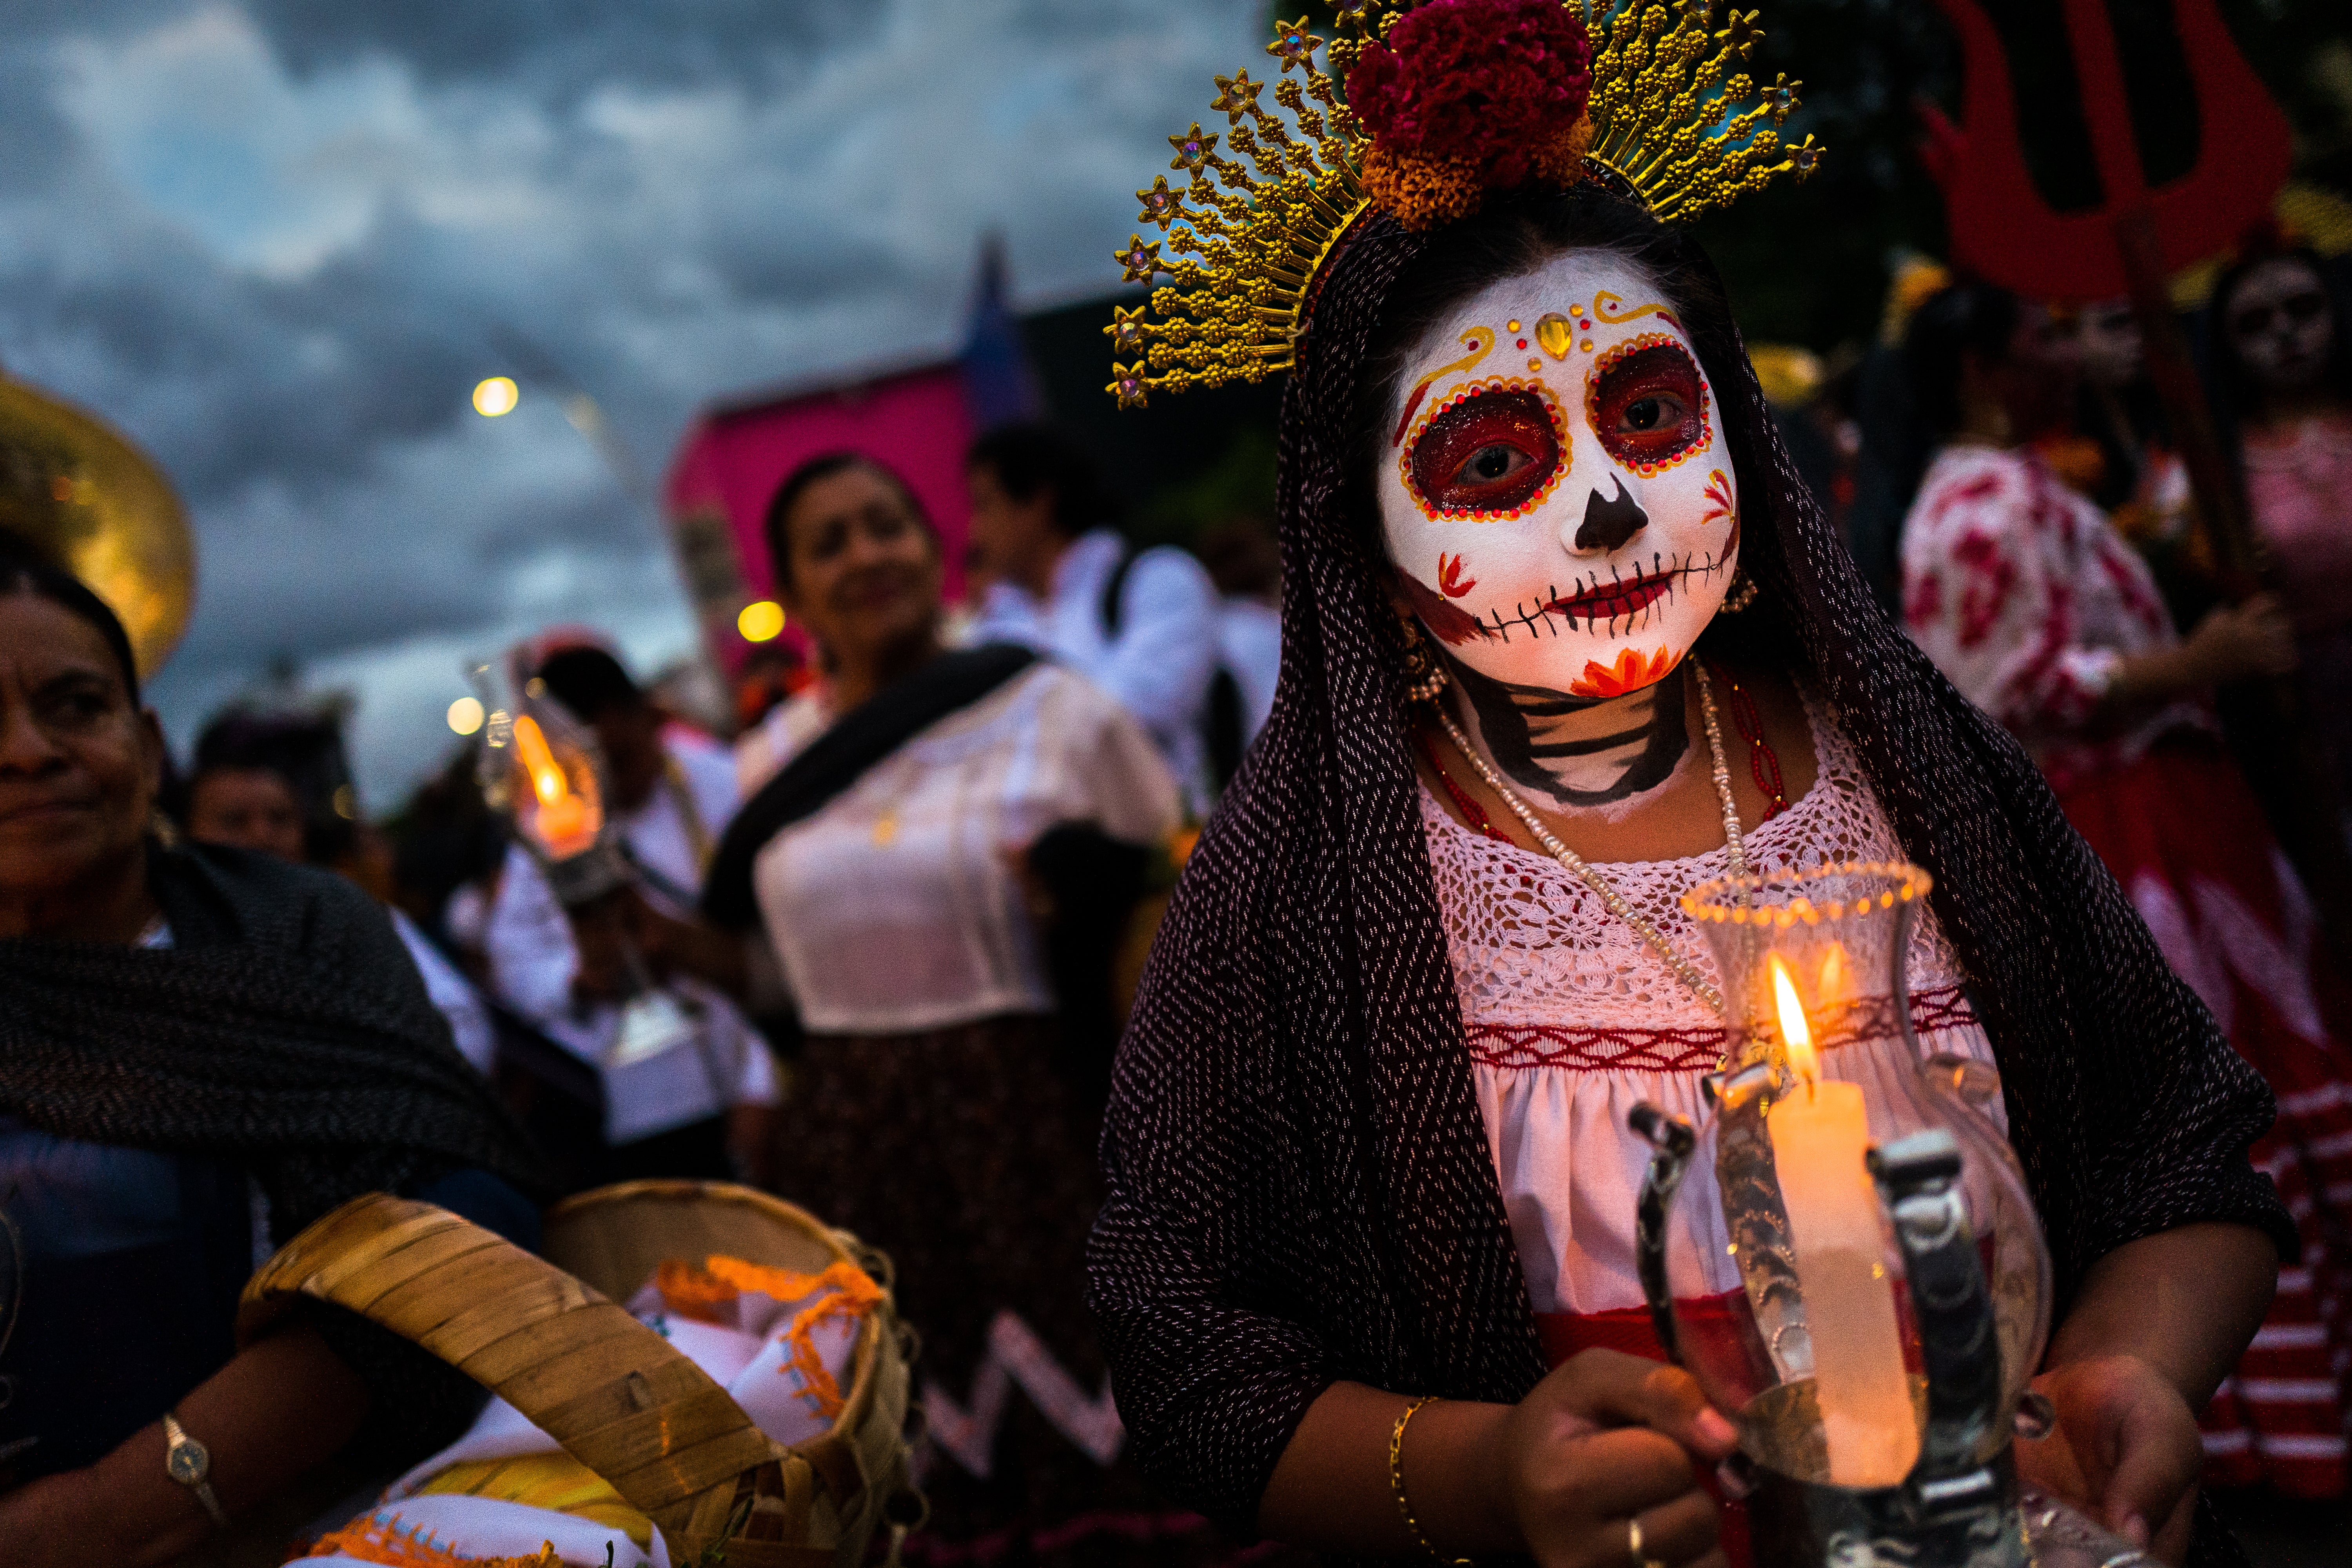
1466;985;1978;1074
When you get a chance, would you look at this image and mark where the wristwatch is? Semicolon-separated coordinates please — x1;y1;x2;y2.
161;1410;228;1526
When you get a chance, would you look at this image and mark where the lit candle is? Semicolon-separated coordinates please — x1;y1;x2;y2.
512;714;598;858
1764;954;1920;1487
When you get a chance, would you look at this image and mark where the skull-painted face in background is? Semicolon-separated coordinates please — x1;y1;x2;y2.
1379;252;1738;702
2224;256;2336;396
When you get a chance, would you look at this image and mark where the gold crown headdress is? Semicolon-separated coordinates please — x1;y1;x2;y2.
1106;0;1820;408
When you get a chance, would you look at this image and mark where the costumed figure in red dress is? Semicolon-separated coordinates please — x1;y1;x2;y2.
1087;5;2292;1568
1899;279;2352;1499
2208;238;2352;850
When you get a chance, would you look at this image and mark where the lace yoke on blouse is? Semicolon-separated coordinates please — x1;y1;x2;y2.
1419;691;1998;1317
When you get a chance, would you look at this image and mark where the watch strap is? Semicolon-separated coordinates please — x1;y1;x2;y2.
161;1410;229;1527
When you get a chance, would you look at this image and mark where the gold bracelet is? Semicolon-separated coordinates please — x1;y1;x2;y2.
1388;1395;1469;1566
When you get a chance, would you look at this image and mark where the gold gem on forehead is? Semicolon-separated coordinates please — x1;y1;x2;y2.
1106;2;1822;409
1535;314;1577;359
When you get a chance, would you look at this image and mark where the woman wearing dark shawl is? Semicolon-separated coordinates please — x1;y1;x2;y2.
0;554;543;1563
1086;5;2290;1567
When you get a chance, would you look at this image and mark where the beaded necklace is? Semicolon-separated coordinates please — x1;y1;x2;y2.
1419;661;1753;1016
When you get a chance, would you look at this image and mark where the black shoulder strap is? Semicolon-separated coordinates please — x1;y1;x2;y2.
1098;540;1142;639
701;643;1039;929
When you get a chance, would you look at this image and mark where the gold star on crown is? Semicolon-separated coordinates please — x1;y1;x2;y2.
1106;1;1820;409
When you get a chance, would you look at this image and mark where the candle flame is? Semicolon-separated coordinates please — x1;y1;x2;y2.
509;712;600;855
512;715;572;808
1771;953;1818;1082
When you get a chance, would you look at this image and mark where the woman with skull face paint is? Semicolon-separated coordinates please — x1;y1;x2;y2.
1900;279;2352;1502
1088;7;2291;1568
2210;243;2352;836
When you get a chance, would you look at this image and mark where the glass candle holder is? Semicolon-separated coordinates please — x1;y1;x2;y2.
472;660;628;906
1628;862;2066;1565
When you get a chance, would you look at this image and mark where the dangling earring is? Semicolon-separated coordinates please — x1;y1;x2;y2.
1398;613;1450;704
1720;568;1759;614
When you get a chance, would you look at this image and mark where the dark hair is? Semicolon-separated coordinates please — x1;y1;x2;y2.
965;421;1118;539
2205;246;2352;425
1901;282;2023;439
1346;181;1795;670
761;451;934;593
186;707;355;860
0;546;142;704
535;645;642;722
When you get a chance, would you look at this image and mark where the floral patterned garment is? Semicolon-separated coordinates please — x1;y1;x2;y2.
1900;444;2204;792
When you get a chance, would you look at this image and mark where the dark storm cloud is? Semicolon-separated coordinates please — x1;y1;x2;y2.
0;54;81;194
247;0;877;98
4;0;1263;799
0;209;483;502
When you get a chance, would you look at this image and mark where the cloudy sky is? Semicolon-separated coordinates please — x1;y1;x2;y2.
0;0;1262;803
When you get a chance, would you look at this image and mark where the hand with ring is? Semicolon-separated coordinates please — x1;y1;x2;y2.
1496;1348;1738;1568
1628;1515;1669;1568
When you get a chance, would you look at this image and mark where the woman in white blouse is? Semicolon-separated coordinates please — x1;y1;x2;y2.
697;452;1189;1561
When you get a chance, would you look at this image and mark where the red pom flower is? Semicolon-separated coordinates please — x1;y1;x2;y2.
1349;0;1597;228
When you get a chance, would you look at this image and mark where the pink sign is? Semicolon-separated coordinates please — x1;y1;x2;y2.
664;360;973;671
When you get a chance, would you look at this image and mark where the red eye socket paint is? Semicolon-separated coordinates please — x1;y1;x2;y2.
1407;386;1563;517
1589;339;1709;475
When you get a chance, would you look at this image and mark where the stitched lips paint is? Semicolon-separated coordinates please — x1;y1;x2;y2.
1380;251;1739;695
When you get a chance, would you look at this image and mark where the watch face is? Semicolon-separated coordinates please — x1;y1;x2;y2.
167;1439;209;1485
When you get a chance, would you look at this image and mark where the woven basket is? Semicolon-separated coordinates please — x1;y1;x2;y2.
240;1183;915;1568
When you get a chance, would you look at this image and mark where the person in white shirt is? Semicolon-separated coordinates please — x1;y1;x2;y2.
483;642;780;1182
964;422;1224;813
1196;514;1284;744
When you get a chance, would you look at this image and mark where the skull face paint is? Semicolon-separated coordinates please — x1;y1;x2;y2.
2224;256;2337;396
1382;253;1738;702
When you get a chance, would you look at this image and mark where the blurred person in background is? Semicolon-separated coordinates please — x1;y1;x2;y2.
386;745;510;979
700;451;1190;1562
1900;281;2352;1499
182;709;498;1077
1844;256;1959;617
0;554;541;1561
964;421;1225;811
482;639;780;1184
1195;514;1281;751
2069;298;2216;633
2209;242;2352;838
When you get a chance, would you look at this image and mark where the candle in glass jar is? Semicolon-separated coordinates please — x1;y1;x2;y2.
513;714;597;857
1765;955;1920;1487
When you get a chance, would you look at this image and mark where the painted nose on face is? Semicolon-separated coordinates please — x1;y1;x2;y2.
1572;475;1648;555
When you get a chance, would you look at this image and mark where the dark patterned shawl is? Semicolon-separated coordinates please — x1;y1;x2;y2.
1086;202;2290;1555
0;842;546;1455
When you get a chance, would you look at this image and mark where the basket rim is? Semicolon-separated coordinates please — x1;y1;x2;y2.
543;1180;890;1469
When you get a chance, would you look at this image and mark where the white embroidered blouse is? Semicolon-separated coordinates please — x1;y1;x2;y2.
1421;695;2000;1318
751;662;1183;1036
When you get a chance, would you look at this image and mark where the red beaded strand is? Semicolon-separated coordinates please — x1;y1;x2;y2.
1712;664;1788;821
1413;730;1515;844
